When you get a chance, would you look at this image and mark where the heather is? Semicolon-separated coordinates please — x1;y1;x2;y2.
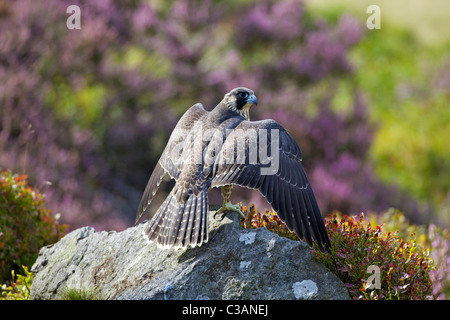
241;205;449;300
0;0;368;230
0;0;449;299
0;0;431;230
312;212;434;300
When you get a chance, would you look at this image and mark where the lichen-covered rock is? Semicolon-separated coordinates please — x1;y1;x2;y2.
30;208;350;300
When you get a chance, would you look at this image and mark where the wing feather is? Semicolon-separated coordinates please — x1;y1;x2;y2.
211;119;330;252
282;183;293;230
135;103;207;224
135;161;166;224
289;186;305;240
300;188;316;247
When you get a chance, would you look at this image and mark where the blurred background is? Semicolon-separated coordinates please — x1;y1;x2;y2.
0;0;449;232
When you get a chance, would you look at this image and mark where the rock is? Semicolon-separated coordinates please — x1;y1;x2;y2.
30;208;350;300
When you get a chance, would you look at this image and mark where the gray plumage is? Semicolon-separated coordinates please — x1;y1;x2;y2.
136;87;331;252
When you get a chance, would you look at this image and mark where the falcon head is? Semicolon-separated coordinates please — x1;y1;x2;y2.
223;87;258;120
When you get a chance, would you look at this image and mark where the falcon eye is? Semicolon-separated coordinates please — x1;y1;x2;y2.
238;92;249;98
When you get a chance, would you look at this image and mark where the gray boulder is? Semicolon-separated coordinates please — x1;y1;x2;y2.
30;208;350;300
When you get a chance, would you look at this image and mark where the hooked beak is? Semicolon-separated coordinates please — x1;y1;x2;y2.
248;94;258;106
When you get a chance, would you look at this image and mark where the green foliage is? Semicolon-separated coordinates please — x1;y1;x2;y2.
0;266;33;300
312;2;450;226
368;208;428;247
0;170;67;283
45;77;107;135
371;92;450;223
350;24;450;225
312;212;434;300
59;288;103;300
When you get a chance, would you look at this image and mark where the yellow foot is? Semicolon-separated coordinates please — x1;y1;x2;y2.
215;202;245;219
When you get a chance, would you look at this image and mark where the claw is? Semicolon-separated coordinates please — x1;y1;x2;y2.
214;202;245;219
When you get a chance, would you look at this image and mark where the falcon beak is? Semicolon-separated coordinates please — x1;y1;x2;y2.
248;94;258;106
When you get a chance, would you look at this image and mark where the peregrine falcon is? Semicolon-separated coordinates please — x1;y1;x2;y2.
135;87;331;252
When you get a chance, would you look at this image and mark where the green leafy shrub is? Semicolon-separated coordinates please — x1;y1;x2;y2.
0;266;33;300
0;170;67;283
312;212;433;299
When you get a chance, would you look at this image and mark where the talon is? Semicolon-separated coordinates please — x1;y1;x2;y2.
215;202;244;219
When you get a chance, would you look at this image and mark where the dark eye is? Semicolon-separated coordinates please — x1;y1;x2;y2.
238;92;249;98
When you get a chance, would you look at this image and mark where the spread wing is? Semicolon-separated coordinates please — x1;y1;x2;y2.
135;103;208;224
211;119;331;252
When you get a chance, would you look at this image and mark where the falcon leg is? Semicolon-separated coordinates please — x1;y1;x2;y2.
215;185;245;219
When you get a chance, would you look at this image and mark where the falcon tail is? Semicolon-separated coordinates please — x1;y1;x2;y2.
143;186;209;249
